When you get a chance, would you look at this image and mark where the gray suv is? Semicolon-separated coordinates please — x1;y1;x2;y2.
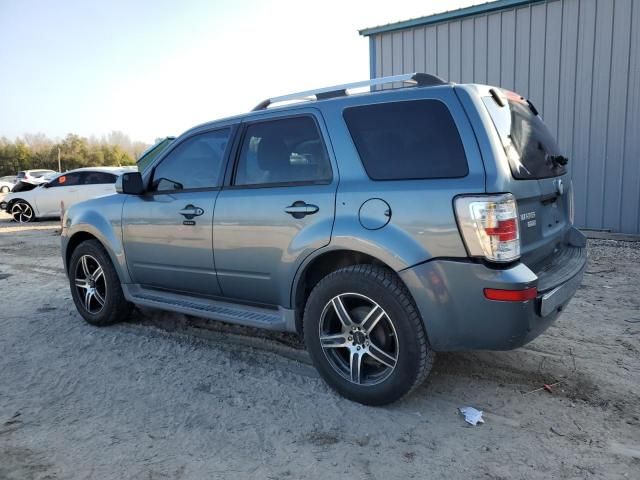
61;73;586;405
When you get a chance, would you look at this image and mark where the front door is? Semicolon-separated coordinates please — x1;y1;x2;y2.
35;171;83;216
213;112;337;306
122;127;232;296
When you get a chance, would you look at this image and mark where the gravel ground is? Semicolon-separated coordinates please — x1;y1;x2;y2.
0;212;639;479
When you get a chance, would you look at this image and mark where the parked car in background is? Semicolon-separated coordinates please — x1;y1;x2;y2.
16;169;57;183
0;175;17;193
1;167;135;222
61;73;586;405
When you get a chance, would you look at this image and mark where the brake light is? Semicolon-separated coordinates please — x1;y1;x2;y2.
455;193;520;262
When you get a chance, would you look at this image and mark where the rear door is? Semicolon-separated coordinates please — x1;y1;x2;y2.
481;91;571;265
213;109;337;306
122;127;232;296
78;171;118;202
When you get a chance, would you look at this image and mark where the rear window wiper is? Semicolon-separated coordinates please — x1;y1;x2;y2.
550;155;569;166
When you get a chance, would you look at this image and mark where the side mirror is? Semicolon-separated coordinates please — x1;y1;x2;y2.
116;172;145;195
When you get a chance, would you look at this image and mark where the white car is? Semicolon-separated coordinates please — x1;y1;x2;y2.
0;175;16;193
1;167;136;222
15;169;58;183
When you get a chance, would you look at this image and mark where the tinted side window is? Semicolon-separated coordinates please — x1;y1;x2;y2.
152;129;230;192
83;172;117;185
49;172;83;187
343;100;468;180
234;116;332;186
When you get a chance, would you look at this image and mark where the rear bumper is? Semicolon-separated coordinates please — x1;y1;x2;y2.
399;239;587;352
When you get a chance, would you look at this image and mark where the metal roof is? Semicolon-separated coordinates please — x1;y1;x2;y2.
359;0;539;36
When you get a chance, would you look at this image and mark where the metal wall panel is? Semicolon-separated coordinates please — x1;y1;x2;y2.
368;0;640;233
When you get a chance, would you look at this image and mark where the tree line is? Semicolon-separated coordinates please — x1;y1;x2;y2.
0;132;150;177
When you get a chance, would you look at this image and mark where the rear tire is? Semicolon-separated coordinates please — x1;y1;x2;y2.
69;240;132;326
303;264;434;405
0;186;9;193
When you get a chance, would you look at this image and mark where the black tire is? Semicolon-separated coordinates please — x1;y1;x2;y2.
0;186;9;193
303;264;434;405
10;200;35;223
69;239;132;326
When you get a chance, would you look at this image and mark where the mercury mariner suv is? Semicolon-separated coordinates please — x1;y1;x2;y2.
61;73;587;405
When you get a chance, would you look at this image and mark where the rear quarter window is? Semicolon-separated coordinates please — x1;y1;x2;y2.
343;99;468;180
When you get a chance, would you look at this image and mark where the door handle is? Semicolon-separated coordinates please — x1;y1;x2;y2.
179;204;204;219
284;201;319;219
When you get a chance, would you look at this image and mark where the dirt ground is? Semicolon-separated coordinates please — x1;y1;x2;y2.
0;211;638;480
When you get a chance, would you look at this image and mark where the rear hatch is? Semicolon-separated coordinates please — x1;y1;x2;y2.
481;90;572;269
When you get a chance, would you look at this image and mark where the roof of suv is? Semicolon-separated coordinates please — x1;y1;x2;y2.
185;73;458;136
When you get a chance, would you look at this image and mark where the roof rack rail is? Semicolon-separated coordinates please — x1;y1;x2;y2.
252;72;446;111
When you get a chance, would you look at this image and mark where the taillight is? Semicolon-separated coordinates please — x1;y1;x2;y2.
454;193;520;262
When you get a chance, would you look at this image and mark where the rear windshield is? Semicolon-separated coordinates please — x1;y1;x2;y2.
482;95;565;180
343;99;468;180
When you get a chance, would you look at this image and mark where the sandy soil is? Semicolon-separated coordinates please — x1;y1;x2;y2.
0;212;638;479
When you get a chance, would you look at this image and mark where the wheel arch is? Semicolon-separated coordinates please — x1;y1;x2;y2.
291;248;415;335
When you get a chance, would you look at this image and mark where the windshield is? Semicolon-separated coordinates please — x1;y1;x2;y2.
483;93;566;180
137;137;175;172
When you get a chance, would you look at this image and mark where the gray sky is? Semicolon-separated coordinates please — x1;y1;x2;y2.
0;0;482;143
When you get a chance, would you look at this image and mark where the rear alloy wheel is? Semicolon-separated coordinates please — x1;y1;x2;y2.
304;264;434;405
319;293;398;386
11;201;34;223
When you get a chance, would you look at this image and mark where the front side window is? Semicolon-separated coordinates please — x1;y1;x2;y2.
137;137;175;172
151;129;230;192
234;116;332;186
83;172;117;185
343;99;469;180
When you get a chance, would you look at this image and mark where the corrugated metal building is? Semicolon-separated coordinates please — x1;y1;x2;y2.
360;0;640;234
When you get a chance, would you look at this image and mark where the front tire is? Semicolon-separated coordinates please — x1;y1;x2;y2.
69;240;132;326
11;201;35;223
0;186;9;193
303;264;434;405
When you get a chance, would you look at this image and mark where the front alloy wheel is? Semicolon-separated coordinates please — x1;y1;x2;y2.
11;201;34;223
68;239;132;326
74;254;107;314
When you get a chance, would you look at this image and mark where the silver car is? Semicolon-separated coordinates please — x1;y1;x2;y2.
60;73;586;405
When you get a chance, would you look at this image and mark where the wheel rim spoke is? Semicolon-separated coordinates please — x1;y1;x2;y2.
84;289;94;311
331;296;353;329
350;350;363;384
81;256;91;278
366;343;397;369
75;278;89;289
93;289;105;306
360;305;384;334
92;265;103;282
319;333;349;348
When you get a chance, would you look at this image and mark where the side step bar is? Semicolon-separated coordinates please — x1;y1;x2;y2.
122;284;297;332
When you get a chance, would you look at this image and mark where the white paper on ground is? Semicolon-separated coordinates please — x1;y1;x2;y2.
459;406;485;426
